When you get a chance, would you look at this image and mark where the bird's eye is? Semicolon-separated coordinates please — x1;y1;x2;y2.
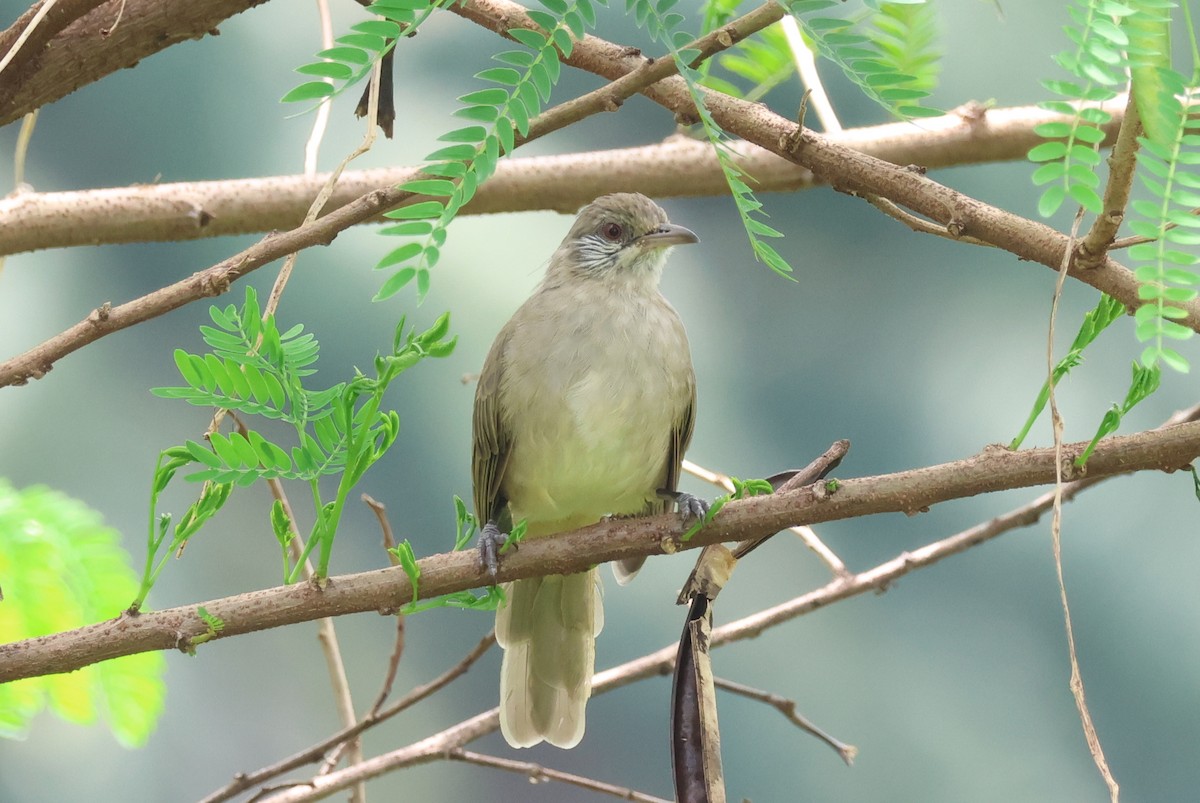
600;222;624;241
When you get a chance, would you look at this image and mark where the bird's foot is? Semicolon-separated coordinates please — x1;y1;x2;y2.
658;489;710;521
478;521;509;582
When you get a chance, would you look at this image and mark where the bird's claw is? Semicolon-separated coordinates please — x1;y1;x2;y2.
658;489;710;521
478;521;509;582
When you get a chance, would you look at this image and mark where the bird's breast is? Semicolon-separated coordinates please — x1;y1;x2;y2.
499;289;693;528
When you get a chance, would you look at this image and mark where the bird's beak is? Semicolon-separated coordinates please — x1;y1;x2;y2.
636;223;700;249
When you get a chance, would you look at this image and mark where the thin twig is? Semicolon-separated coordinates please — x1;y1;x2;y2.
1110;206;1200;250
712;676;856;766
446;749;673;803
781;15;841;133
1046;208;1119;801
862;192;993;247
682;458;849;577
360;494;407;717
228;413;364;790
266;34;382;320
303;0;336;179
0;0;61;76
0;109;38;280
199;632;496;803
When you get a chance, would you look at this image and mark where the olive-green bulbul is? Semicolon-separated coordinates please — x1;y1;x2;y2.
472;193;703;748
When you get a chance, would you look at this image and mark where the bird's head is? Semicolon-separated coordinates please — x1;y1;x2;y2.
549;193;699;287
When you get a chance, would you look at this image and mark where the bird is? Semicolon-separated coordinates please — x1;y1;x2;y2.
472;192;704;749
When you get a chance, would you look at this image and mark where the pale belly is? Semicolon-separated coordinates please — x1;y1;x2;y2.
498;294;691;532
503;369;677;528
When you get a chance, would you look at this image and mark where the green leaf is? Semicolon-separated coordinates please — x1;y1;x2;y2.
527;9;560;31
376;242;423;269
316;46;370;64
455;104;500;123
379;220;434;237
399;179;457;197
530;60;552;102
508;28;548;49
385;200;445;219
509;100;530;136
1072;124;1107;144
0;482;166;744
295;62;353;80
336;33;386;51
425;144;478;161
1038;185;1067;217
492;50;536;68
439;125;487;143
1027;141;1068;162
1126;12;1175;151
375;268;418;301
281;82;336;103
352;20;401;38
1031;162;1066;185
552;27;573;57
1068;183;1103;213
458;88;509;106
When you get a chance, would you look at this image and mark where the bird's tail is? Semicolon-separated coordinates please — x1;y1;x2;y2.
496;568;604;748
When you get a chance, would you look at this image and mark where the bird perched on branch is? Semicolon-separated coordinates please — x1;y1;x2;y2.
472;192;706;749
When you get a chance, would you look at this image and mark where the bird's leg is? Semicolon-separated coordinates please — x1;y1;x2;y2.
478;520;509;581
657;489;710;520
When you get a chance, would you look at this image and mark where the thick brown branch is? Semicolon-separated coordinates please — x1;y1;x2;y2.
0;0;268;127
0;102;1123;257
0;0;107;82
3;421;1199;684
455;0;1199;329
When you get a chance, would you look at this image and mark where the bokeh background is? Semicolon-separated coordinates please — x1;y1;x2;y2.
2;1;1198;801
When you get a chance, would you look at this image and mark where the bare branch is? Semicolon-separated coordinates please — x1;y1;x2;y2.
0;101;1123;258
683;457;849;578
251;402;1200;801
200;632;496;803
455;0;1196;329
712;676;856;766
1078;90;1142;268
0;0;107;81
4;420;1200;683
0;0;268;127
446;749;673;803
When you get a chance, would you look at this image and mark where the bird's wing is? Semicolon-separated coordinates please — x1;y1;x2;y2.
473;329;512;527
662;392;697;508
614;390;697;585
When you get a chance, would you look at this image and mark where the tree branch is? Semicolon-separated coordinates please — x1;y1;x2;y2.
0;0;776;387
0;0;1145;389
199;632;496;803
0;101;1123;258
445;749;673;803
1078;89;1142;268
247;406;1200;801
0;0;268;127
454;0;1199;329
3;420;1199;684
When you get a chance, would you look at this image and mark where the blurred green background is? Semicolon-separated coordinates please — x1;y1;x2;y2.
2;1;1198;801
